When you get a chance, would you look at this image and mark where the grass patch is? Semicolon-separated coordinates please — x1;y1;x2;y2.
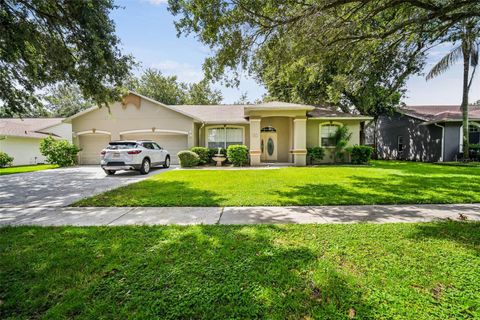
1;222;479;319
436;162;480;167
74;161;480;207
0;164;58;175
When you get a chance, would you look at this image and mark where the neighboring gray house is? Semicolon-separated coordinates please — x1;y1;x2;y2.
377;105;480;162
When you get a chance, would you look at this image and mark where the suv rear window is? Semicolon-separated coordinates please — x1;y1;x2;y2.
107;142;137;150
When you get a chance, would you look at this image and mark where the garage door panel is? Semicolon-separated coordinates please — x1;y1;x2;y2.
79;134;111;165
120;133;187;165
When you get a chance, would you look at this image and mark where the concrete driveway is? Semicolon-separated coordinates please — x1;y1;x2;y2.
0;166;173;207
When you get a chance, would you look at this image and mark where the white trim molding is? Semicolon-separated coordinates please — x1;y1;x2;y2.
76;129;111;136
205;125;246;148
318;121;343;147
119;129;189;136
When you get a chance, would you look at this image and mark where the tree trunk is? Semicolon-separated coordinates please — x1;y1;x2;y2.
461;39;470;159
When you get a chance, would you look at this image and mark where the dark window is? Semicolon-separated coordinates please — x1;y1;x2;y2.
142;142;154;150
470;126;480;144
320;124;339;147
397;136;405;152
152;142;162;150
107;142;137;150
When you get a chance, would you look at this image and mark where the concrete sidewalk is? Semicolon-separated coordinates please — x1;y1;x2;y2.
1;203;479;226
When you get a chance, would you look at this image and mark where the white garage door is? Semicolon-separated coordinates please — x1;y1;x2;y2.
78;134;111;164
120;133;188;165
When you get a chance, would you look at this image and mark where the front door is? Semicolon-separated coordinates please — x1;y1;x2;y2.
261;132;278;161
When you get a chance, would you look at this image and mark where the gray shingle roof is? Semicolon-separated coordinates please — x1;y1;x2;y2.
168;104;248;124
0;118;64;138
400;105;480;123
169;102;370;123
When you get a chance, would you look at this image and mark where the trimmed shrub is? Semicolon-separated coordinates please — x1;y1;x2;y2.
177;150;199;167
346;145;374;164
0;151;14;167
40;136;80;167
307;147;325;164
226;145;249;166
191;147;210;165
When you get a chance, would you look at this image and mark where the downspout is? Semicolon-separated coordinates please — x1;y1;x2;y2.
434;123;444;162
199;122;205;147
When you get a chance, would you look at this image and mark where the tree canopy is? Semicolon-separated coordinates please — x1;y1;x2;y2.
168;0;480;116
129;68;222;105
0;0;133;116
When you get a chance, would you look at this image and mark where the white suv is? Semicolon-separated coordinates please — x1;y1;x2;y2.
100;140;170;175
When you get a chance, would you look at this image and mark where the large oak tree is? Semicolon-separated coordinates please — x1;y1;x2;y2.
0;0;133;116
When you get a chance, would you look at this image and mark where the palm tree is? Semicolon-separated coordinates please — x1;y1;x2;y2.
426;23;479;159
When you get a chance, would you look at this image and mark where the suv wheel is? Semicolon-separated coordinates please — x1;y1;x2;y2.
163;156;170;168
104;170;116;175
139;158;150;175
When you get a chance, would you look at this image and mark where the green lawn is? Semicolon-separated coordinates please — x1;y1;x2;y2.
1;222;479;319
74;161;480;207
0;164;58;175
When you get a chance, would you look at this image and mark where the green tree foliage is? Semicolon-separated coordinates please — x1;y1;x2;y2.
0;152;14;167
168;0;479;117
39;136;80;167
130;69;222;105
43;83;94;117
331;126;352;163
186;79;223;104
426;21;480;158
1;0;133;117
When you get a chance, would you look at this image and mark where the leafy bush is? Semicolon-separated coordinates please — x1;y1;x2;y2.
331;125;352;163
226;145;249;166
307;147;325;164
470;144;480;150
0;151;14;167
346;145;374;164
191;147;210;165
39;136;80;167
177;150;199;167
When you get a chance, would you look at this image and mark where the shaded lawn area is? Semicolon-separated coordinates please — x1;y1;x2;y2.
1;222;479;319
74;161;480;207
0;164;58;176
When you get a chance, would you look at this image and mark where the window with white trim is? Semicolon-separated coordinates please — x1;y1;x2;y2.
207;127;243;148
320;124;339;147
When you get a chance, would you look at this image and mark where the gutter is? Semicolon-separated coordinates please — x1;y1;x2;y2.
434;123;445;162
199;122;205;146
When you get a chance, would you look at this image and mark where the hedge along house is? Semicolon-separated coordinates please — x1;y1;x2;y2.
376;105;480;162
0;118;72;166
65;92;372;166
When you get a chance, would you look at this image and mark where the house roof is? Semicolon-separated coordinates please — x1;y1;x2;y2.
64;91;371;124
169;103;370;123
0;118;64;139
169;104;248;124
244;101;316;111
308;105;373;120
400;105;480;123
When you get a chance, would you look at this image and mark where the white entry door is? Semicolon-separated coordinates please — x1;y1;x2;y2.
261;132;277;161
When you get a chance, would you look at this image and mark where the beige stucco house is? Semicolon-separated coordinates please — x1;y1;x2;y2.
66;92;372;165
0;118;72;166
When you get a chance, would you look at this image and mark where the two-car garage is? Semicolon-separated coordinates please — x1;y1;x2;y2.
70;92;196;166
119;132;188;165
78;132;188;165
